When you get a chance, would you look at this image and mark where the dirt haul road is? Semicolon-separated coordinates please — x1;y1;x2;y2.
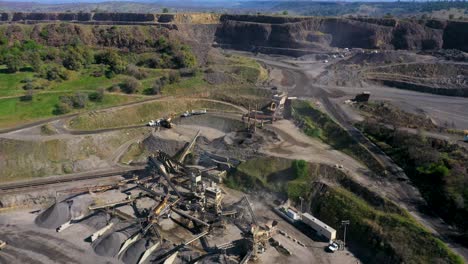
250;52;468;261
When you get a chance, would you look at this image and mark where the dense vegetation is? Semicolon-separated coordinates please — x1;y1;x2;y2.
359;120;468;239
314;186;463;264
226;156;463;263
0;23;200;128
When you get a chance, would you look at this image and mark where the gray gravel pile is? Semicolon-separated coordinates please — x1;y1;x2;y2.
69;196;93;220
80;211;109;230
35;202;71;229
121;238;155;264
143;134;185;157
93;231;129;257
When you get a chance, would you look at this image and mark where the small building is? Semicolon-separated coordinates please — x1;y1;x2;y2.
301;213;336;243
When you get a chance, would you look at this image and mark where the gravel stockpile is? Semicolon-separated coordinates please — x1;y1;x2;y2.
80;211;109;230
35;202;71;229
93;231;129;257
143;135;185;157
121;238;155;264
69;196;93;220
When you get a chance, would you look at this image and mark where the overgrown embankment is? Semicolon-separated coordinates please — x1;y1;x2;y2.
67;99;241;130
290;100;385;174
0;128;150;182
359;120;468;240
225;156;463;263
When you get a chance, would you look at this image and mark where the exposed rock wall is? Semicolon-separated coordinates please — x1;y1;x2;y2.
2;12;220;24
1;13;467;53
215;15;468;53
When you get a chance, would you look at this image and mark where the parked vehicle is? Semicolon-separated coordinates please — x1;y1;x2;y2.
327;242;339;252
147;119;161;127
191;109;207;115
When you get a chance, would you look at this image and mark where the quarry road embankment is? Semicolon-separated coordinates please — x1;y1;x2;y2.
0;166;144;193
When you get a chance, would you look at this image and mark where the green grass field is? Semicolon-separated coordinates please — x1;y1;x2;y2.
0;92;140;128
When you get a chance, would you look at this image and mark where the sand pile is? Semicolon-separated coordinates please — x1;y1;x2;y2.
35;202;71;229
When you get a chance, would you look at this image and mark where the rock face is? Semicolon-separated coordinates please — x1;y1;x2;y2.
214;15;468;54
1;13;467;54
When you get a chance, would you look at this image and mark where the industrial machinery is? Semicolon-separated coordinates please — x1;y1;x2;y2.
0;240;6;250
147;117;173;128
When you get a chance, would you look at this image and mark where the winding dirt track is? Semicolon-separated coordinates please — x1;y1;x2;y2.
249;52;468;261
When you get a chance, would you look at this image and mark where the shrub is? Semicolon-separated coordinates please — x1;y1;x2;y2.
292;160;308;179
19;90;33;101
108;84;120;92
23;82;34;90
72;93;87;108
120;77;140;94
143;79;163;95
88;88;105;102
41;65;69;81
125;64;148;80
168;71;181;84
53;102;72;115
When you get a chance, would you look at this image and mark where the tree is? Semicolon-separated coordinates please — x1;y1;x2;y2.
282;10;288;15
63;49;84;70
162;7;169;13
120;77;140;94
5;54;22;73
292;160;308;179
29;52;43;72
96;50;126;75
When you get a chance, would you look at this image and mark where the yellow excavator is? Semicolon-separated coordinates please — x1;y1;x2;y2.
153;195;170;218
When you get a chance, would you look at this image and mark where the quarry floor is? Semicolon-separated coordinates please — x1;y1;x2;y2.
0;110;363;264
0;184;360;264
